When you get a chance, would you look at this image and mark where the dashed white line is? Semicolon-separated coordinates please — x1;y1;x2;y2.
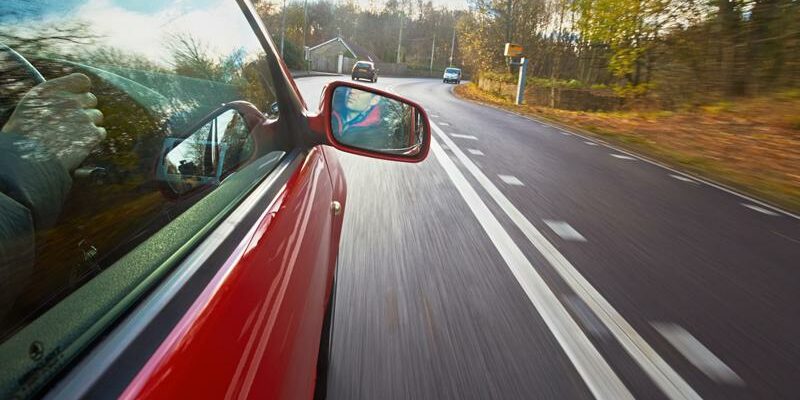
670;174;699;184
611;154;637;160
451;133;478;140
543;220;587;242
742;203;780;216
652;323;745;386
498;175;524;186
466;148;484;156
439;122;450;126
429;120;700;400
559;130;571;136
584;141;598;146
429;136;634;400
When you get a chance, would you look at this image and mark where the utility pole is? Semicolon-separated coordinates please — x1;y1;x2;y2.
429;32;436;72
280;0;287;57
396;13;403;63
302;0;308;69
505;0;513;42
448;24;455;66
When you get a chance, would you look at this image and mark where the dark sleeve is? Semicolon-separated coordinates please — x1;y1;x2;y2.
0;133;72;230
0;192;35;322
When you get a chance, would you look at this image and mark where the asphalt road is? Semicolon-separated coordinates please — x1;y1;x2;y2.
293;76;800;400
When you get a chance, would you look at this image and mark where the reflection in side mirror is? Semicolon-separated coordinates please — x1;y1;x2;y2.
330;86;426;157
157;108;253;196
268;102;279;118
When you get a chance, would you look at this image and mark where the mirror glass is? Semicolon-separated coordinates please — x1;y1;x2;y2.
158;108;254;195
330;86;426;156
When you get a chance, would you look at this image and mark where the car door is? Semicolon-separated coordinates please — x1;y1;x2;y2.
116;146;337;400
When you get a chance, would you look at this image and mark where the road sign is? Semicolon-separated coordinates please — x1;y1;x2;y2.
504;43;523;57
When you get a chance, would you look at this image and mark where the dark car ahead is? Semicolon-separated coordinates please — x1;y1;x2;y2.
0;0;430;398
351;61;378;82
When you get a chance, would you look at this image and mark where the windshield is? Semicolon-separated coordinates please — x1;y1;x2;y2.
445;68;460;74
356;62;372;68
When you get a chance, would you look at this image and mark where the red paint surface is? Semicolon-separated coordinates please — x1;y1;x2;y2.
122;147;339;400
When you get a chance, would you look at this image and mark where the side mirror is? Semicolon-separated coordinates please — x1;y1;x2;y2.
267;102;279;119
311;81;430;162
157;106;255;196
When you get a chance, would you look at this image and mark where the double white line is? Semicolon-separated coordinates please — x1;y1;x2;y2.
428;121;701;400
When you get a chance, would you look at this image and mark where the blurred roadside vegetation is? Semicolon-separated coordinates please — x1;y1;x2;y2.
253;0;465;72
460;0;800;105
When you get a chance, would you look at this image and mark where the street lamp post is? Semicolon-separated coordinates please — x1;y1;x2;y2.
302;0;308;70
430;32;436;72
280;0;287;57
396;13;403;63
448;24;455;66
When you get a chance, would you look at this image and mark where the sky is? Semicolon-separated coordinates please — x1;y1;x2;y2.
4;0;266;65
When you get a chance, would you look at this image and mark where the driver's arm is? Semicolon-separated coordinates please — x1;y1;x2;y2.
0;73;103;321
0;73;105;229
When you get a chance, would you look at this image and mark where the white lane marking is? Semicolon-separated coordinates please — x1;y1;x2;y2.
439;122;450;126
559;130;571;136
451;133;478;140
430;121;700;400
670;174;699;184
498;175;525;186
450;96;800;220
431;114;440;118
467;148;484;156
584;141;598;146
773;231;800;244
742;203;780;216
543;220;587;242
611;154;637;160
652;323;745;386
429;137;634;400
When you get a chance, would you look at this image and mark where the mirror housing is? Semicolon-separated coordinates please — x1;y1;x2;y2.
309;81;430;163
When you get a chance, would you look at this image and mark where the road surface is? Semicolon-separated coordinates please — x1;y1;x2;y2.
293;76;800;400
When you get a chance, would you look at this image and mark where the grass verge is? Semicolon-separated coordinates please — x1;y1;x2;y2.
453;83;800;214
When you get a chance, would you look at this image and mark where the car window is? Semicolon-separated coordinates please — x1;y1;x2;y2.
0;0;286;395
356;62;372;68
446;68;460;74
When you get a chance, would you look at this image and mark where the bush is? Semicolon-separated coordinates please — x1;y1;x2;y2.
279;39;304;70
481;71;516;84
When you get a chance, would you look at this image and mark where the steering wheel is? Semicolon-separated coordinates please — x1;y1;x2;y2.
0;43;46;128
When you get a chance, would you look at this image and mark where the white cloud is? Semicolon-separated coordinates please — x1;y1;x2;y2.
71;0;264;65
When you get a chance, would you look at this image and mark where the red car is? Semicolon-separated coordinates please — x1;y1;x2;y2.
0;1;429;398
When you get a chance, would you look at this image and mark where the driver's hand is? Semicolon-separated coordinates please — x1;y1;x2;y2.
0;73;106;171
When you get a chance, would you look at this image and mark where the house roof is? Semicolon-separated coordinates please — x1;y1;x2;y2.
308;36;380;62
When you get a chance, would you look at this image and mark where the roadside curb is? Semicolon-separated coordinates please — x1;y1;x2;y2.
450;85;800;220
291;71;343;78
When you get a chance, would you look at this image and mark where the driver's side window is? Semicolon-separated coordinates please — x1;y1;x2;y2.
0;2;287;388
